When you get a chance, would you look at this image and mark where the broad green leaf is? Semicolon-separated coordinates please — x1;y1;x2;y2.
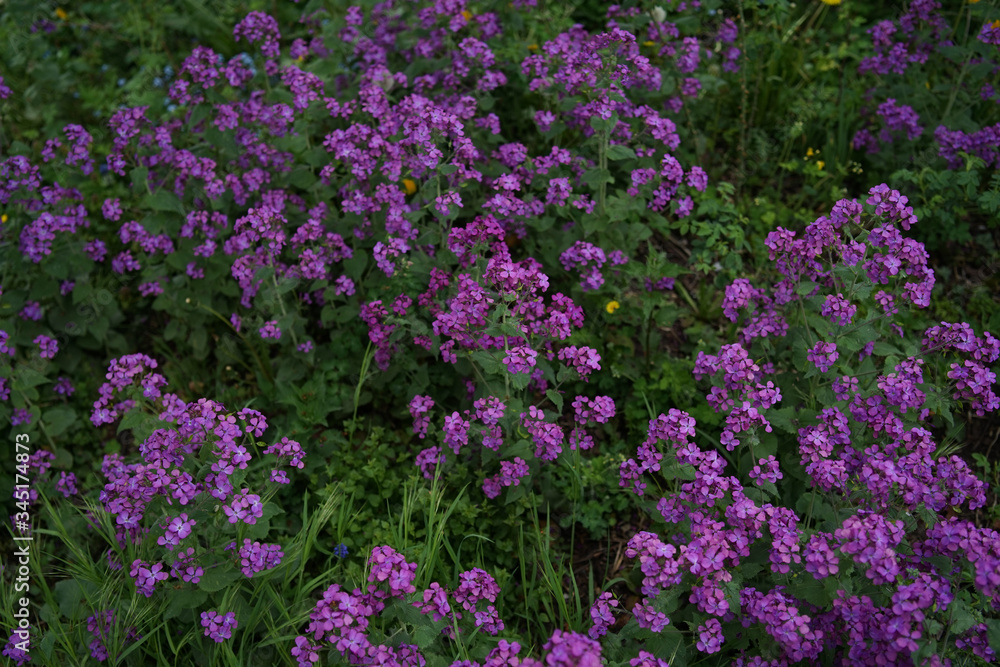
147;190;185;216
606;144;636;161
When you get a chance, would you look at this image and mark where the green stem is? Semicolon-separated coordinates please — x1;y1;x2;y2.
350;341;374;436
199;303;275;386
271;271;299;347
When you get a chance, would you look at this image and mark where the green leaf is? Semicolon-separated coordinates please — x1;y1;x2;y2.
948;597;978;636
118;410;159;444
413;625;438;650
786;574;833;608
287;167;317;189
795;281;818;296
838;323;878;353
581;212;609;236
471;350;504;376
40;631;56;659
198;566;242;593
985;618;1000;655
42;406;77;437
589;116;612;133
54;579;85;619
545;390;564;414
147;190;185;216
164;588;208;621
872;342;902;356
13;368;50;390
131;167;149;192
582;167;613;190
606;145;636;161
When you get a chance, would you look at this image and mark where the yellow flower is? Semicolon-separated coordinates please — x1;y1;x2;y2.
55;7;68;19
1;214;7;224
403;178;418;195
992;20;1000;29
816;160;825;170
527;44;539;51
296;55;304;63
643;40;655;47
605;300;620;314
820;0;841;5
806;147;815;157
461;10;472;20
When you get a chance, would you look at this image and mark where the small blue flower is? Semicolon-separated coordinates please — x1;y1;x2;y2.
333;543;348;558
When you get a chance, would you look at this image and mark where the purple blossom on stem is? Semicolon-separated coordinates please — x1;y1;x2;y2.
807;341;839;372
200;611;238;643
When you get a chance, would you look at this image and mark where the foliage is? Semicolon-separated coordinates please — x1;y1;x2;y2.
1;1;999;665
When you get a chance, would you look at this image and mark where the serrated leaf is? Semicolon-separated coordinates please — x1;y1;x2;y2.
545;390;564;414
414;624;438;650
949;597;978;636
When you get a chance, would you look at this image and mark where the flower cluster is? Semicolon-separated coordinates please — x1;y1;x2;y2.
200;610;238;643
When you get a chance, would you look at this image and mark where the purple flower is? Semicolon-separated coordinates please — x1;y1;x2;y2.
33;335;58;359
157;513;195;550
84;239;107;262
630;650;670;667
20;301;42;321
413;582;452;622
3;628;31;666
803;532;839;579
102;198;122;221
259;320;281;340
55;471;78;498
415;446;445;479
696;618;723;653
632;601;670;632
453;567;502;612
443;411;470;454
409;394;435;439
821;293;857;326
535;110;556;132
200;610;238;643
224;489;264;525
233;12;281;58
807;341;839;372
170;548;203;584
237;539;283;578
130;559;169;597
748;455;782;485
542;630;602;667
503;345;538;375
368;545;417;597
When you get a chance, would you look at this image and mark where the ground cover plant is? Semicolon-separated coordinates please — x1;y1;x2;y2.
1;0;999;665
